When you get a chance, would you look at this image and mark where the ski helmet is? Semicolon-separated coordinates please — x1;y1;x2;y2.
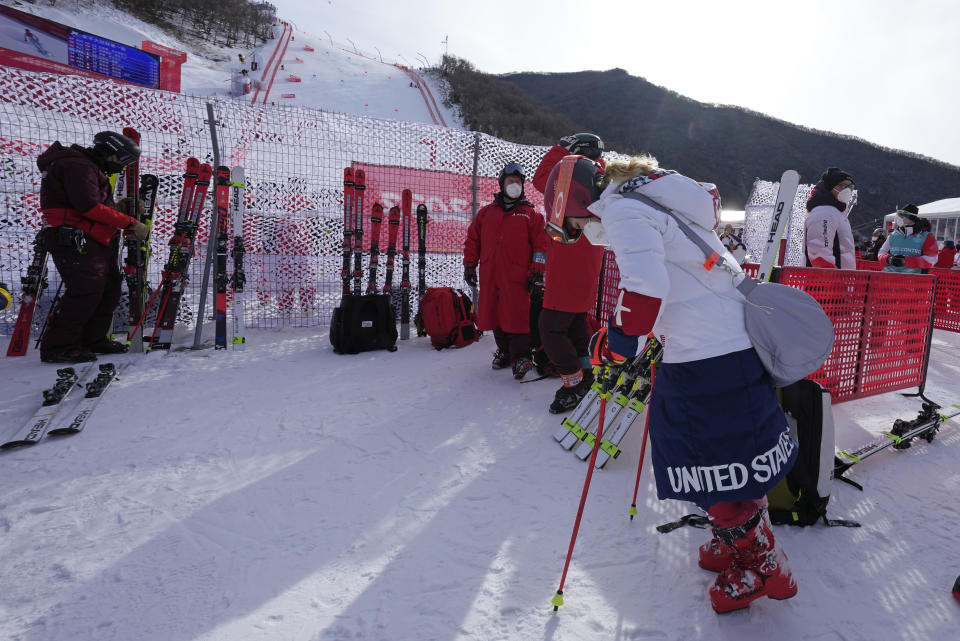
92;130;140;168
872;227;884;237
498;162;525;191
543;155;604;244
559;133;604;161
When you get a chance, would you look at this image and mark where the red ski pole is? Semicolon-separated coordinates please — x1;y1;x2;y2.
629;357;656;521
552;363;614;611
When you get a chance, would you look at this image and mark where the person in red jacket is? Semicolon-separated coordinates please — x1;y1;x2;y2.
935;240;956;268
533;134;607;413
463;162;547;379
37;131;148;363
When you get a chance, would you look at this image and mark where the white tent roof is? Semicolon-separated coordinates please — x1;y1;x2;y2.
918;197;960;215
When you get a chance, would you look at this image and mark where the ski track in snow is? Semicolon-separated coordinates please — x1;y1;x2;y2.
0;328;958;641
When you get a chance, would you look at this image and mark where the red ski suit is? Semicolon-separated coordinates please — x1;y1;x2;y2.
532;146;606;313
463;197;546;333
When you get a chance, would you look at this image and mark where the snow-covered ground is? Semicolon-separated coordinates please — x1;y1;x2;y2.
1;0;459;127
0;325;958;641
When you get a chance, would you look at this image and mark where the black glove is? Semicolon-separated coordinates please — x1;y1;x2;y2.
527;270;544;301
463;264;478;287
888;255;906;267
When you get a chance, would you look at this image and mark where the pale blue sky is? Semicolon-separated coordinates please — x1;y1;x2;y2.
274;0;960;168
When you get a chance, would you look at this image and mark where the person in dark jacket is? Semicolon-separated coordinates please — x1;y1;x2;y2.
862;227;886;261
463;162;547;379
37;131;147;363
533;135;607;413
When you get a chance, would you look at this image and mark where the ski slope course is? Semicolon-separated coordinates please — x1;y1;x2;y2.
247;21;457;126
0;327;959;641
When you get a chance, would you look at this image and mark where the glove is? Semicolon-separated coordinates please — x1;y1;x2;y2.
588;326;638;366
117;197;145;217
888;255;906;267
463;264;478;287
128;221;150;241
527;270;544;301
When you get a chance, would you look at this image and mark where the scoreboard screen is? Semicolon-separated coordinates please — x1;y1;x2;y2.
67;30;160;88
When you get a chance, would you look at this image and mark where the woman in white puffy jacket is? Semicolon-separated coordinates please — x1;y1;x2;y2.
586;155;799;614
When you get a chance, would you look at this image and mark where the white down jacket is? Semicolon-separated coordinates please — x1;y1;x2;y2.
588;171;753;364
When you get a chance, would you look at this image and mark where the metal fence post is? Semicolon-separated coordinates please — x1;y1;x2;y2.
469;132;480;308
194;102;220;349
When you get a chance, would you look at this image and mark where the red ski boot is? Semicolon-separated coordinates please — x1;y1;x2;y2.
709;509;798;613
698;533;733;572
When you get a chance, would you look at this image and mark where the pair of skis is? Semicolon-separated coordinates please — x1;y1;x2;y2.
120;127;161;353
552;338;661;469
341;168;367;296
6;233;49;357
1;362;127;449
834;403;960;488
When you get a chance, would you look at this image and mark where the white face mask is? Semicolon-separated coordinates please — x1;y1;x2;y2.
896;216;914;236
504;183;523;199
835;187;853;204
582;220;609;246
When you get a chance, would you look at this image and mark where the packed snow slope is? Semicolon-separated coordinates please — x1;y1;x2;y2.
0;327;958;641
3;0;459;127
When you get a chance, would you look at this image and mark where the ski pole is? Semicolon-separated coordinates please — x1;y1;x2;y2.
628;358;655;521
552;363;613;611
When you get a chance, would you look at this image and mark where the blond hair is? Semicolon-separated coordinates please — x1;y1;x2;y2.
600;155;660;189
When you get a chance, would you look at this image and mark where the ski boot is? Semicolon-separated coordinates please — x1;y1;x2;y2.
86;338;129;354
41;348;97;364
512;356;534;380
709;509;797;613
491;349;510;370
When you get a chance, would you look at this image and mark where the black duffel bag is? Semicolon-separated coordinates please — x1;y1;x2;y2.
330;294;398;354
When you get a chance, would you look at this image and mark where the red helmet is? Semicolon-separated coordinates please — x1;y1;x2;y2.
544;155;604;243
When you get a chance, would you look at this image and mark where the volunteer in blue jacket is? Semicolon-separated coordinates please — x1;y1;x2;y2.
878;204;938;273
581;155;799;614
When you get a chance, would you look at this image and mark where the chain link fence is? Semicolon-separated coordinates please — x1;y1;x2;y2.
0;65;561;339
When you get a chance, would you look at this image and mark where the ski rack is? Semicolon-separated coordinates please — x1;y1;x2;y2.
834;403;960;490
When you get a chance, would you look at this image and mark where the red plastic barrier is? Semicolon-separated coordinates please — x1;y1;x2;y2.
287;74;301;82
597;263;936;403
932;268;960;333
280;93;296;98
303;45;314;51
294;57;303;63
856;258;883;271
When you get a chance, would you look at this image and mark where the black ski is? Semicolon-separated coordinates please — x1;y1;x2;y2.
835;403;960;485
124;173;159;352
366;203;383;294
400;189;412;340
415;203;428;337
213;166;231;350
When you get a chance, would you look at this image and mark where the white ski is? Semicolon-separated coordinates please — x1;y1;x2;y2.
757;169;800;283
48;363;128;436
1;365;95;448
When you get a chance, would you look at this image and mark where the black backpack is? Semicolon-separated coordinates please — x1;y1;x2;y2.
768;379;858;527
330;293;398;354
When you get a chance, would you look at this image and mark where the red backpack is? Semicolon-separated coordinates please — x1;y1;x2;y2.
416;287;481;350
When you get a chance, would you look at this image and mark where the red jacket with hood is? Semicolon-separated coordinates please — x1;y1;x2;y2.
38;142;137;246
463;194;547;333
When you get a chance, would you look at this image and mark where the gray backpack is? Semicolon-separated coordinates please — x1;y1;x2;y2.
620;191;834;387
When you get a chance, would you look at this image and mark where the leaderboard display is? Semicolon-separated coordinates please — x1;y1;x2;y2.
67;30;160;88
0;5;161;89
